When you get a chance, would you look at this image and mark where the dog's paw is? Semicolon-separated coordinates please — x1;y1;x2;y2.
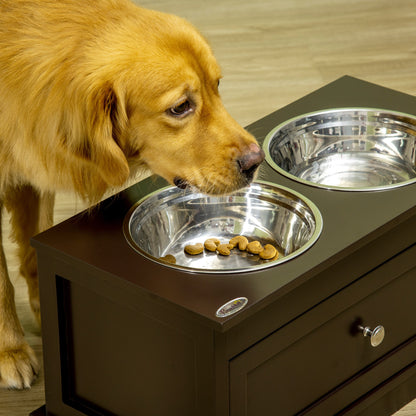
0;344;39;389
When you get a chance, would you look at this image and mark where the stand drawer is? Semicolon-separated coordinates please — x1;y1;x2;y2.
230;246;416;415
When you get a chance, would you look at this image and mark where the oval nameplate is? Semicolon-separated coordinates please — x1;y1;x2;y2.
215;297;248;318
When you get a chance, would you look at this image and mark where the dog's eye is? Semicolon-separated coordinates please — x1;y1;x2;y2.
168;100;193;118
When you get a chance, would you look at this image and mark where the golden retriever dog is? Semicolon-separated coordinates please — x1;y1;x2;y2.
0;0;264;389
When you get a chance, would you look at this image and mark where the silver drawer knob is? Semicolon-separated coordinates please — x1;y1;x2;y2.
358;325;385;347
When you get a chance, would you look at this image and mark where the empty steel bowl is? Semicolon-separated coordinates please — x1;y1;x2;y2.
264;108;416;191
124;181;322;274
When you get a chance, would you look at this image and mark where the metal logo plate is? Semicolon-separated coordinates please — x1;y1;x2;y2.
215;297;248;318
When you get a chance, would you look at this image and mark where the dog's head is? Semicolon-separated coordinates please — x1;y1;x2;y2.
83;7;264;196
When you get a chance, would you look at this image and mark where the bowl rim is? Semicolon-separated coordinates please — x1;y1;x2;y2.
123;180;323;275
263;107;416;192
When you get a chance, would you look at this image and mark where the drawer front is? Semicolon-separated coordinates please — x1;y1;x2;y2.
230;246;416;416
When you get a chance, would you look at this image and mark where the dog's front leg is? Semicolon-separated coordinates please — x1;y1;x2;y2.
0;202;39;389
5;186;55;326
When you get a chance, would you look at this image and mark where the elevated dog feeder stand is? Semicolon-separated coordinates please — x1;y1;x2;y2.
31;76;416;416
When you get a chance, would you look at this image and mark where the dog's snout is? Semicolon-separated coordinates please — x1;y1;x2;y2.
238;143;265;178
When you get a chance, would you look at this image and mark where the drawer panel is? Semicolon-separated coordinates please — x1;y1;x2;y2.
305;338;416;416
230;246;416;416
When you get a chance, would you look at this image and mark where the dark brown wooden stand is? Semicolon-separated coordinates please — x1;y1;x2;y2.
29;405;46;416
31;76;416;416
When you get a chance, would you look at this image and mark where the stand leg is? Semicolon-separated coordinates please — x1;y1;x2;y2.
29;405;46;416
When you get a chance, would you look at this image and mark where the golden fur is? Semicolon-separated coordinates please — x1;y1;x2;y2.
0;0;263;388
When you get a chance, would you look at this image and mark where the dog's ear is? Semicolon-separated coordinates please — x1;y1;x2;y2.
87;82;130;188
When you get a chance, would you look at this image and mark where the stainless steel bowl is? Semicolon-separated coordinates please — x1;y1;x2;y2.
124;181;322;274
264;108;416;191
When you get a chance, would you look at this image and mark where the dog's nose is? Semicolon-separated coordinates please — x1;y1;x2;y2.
238;143;265;179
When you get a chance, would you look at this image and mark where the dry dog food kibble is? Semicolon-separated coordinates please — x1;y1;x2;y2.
259;244;278;260
180;237;278;263
204;238;221;252
184;243;204;255
246;240;264;254
159;254;177;264
229;235;248;251
216;243;233;256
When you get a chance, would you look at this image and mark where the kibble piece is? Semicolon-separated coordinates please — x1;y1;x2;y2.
159;254;176;264
217;243;233;256
229;236;249;251
246;240;263;254
270;250;279;261
259;244;278;260
204;238;221;252
184;243;204;255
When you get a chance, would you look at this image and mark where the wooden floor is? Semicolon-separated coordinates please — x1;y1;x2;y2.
1;0;416;415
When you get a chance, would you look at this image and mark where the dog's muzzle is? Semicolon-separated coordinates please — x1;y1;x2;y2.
173;143;264;192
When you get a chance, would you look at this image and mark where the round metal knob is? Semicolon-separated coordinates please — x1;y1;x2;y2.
358;325;385;347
